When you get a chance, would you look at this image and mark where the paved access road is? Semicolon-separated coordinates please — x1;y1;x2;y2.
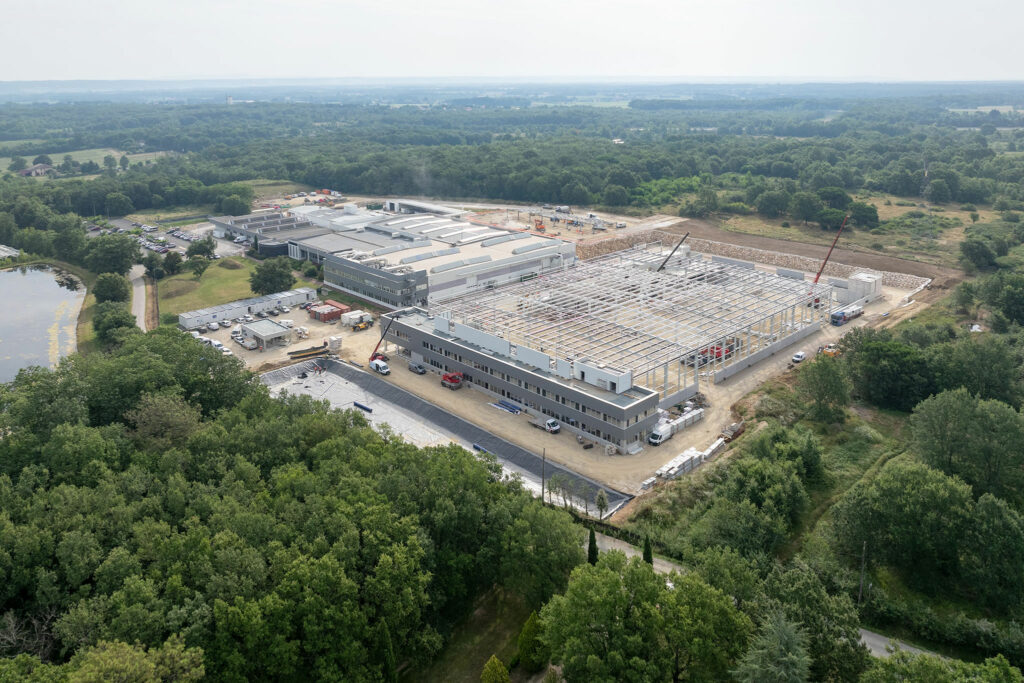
262;360;632;514
128;264;146;330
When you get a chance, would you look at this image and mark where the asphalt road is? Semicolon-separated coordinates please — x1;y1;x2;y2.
261;360;633;515
858;628;930;659
128;264;146;330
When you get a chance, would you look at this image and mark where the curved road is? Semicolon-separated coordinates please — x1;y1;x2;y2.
129;264;147;330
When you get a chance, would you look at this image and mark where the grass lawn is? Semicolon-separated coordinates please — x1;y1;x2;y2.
409;588;532;683
158;257;319;317
127;205;216;223
249;178;315;201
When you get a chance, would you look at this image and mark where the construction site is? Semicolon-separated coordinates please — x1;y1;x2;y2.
242;196;941;497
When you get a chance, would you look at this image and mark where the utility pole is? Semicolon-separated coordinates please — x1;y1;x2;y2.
858;541;867;605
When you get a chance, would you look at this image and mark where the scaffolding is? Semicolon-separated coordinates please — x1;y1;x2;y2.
432;244;832;399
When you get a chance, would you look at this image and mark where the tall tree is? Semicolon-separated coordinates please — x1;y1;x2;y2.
796;355;849;423
660;572;752;682
588;528;599;565
762;562;869;682
93;273;131;303
788;192;822;224
517;611;547;673
642;536;653;565
187;257;210;280
249;256;297;296
481;654;509;683
541;552;664;682
185;236;215;259
734;610;811;683
84;234;140;275
162;251;183;275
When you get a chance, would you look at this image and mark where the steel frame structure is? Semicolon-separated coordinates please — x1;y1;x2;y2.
431;244;832;399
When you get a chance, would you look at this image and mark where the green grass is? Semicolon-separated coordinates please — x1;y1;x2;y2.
127;205;216;223
157;257;319;317
248;179;314;200
0;148;169;172
408;588;531;683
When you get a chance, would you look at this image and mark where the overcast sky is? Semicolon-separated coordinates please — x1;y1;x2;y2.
4;0;1022;82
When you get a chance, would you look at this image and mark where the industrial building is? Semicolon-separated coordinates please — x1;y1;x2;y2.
382;242;835;450
177;288;317;329
313;213;576;308
211;204;575;309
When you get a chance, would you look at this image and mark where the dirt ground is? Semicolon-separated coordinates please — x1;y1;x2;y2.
229;275;917;495
654;216;964;286
231;198;943;493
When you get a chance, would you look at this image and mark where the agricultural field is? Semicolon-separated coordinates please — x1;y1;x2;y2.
0;147;169;171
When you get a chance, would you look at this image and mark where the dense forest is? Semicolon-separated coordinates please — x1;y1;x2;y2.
4;84;1024;680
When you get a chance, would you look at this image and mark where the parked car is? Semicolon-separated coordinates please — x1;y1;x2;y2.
255;311;267;318
219;320;232;329
267;309;279;316
280;306;290;313
408;362;427;375
792;351;807;363
243;314;254;322
207;322;219;332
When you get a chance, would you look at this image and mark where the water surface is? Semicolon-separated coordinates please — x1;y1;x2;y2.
0;266;85;383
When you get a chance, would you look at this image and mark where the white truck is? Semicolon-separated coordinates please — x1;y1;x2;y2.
647;408;705;446
530;417;561;433
369;358;390;375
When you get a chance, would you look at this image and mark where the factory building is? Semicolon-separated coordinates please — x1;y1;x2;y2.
293;212;576;309
212;203;574;310
382;242;834;451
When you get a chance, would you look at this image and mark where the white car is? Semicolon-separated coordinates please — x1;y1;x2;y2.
210;340;224;350
280;306;290;313
792;351;807;363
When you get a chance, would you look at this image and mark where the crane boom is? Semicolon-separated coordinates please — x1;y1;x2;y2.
370;314;397;362
813;215;849;285
657;232;690;272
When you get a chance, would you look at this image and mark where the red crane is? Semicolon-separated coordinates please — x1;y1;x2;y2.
809;214;849;307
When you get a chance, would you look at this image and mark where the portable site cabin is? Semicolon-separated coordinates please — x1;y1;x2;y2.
178;288;317;330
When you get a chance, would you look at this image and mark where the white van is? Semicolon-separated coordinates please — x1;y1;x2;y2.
369;359;390;375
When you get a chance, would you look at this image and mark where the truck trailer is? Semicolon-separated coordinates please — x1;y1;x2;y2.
830;304;864;326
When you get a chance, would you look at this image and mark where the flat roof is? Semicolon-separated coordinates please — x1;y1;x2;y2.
243;319;291;338
178;288;315;321
393;309;653;408
292;214;572;275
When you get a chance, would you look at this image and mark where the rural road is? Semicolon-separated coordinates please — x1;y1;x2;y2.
592;531;685;575
858;628;931;659
128;264;146;330
593;531;926;660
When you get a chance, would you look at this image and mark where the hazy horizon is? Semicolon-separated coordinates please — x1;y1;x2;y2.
4;0;1021;82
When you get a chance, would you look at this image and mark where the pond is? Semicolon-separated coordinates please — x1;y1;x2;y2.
0;265;85;383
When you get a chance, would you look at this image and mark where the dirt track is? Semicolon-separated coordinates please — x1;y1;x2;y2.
652;216;964;286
